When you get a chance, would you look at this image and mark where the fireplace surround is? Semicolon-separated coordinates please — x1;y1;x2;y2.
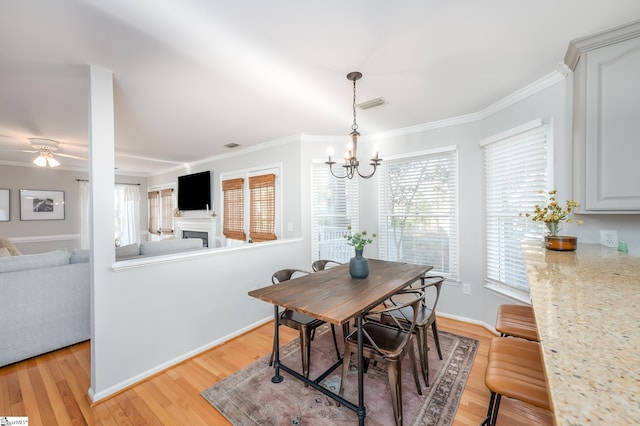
174;216;218;248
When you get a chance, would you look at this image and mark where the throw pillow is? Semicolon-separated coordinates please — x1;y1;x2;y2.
70;248;91;264
0;247;10;257
0;236;22;256
115;243;140;261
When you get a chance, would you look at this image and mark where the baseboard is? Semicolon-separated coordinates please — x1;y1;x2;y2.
437;312;499;336
88;316;272;403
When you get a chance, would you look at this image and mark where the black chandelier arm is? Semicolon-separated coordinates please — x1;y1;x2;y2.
355;161;381;179
325;158;381;180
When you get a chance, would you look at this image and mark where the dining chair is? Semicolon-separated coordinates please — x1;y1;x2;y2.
338;289;424;426
380;275;444;387
268;269;341;381
311;259;350;338
311;259;342;272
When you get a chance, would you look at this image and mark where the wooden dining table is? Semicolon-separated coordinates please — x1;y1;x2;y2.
248;259;432;425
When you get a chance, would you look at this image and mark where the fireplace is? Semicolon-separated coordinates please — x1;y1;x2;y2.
182;230;208;248
174;216;219;248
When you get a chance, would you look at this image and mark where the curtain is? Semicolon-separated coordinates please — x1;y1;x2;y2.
249;174;277;242
79;180;90;249
119;184;141;246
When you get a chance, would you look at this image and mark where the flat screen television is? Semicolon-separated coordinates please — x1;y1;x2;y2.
177;171;211;211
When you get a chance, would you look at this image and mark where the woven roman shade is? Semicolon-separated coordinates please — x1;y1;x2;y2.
160;188;174;235
148;190;160;234
249;174;277;242
222;178;246;241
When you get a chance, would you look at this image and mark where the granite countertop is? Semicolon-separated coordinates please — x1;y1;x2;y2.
522;241;639;425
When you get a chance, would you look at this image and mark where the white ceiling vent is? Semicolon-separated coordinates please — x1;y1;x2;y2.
357;97;385;110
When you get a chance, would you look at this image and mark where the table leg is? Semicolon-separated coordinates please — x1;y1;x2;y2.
271;305;283;383
357;314;366;425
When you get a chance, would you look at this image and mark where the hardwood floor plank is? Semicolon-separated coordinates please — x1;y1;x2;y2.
34;356;74;425
15;360;43;425
122;388;163;426
0;317;551;425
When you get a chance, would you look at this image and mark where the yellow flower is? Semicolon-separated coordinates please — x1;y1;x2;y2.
522;190;582;236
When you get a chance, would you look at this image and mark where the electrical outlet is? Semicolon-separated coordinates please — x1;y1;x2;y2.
600;230;618;248
462;283;471;295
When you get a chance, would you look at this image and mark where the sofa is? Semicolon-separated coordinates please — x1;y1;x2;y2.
114;238;204;261
0;238;204;367
0;248;90;367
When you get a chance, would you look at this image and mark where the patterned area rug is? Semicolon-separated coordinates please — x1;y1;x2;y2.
202;324;478;425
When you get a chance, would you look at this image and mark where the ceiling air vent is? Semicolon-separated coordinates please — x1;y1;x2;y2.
224;142;240;148
357;97;385;110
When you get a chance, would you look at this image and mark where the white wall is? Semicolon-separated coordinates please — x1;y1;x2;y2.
91;137;309;400
302;73;640;328
90;239;306;400
0;164;146;254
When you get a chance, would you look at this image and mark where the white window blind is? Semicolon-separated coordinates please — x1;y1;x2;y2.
311;162;359;263
482;121;549;296
378;148;458;280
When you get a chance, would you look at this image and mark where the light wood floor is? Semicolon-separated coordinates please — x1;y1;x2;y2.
0;317;552;425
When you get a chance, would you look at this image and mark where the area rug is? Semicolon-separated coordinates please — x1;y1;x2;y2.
201;324;478;425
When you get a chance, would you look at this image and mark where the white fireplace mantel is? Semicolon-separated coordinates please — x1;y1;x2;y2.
173;216;218;247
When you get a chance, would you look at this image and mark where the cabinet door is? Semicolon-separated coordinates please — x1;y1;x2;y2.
583;37;640;211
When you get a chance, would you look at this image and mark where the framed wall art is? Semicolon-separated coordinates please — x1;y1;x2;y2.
20;189;65;221
0;189;9;221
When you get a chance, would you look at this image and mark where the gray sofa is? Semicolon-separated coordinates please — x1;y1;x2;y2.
115;238;204;261
0;238;204;367
0;249;90;367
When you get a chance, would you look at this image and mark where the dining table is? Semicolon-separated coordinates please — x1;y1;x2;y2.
248;259;432;425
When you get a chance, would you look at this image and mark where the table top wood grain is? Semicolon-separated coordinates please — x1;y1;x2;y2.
248;259;432;325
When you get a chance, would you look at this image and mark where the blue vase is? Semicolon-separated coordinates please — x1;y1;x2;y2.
349;248;369;279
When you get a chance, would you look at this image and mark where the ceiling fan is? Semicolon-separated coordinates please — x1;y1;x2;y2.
24;138;86;167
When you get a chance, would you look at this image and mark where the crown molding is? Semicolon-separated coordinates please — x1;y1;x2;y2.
369;69;565;140
565;19;640;70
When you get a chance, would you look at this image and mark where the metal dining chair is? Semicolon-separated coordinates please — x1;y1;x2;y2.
311;259;342;272
380;275;444;387
268;269;341;381
311;260;350;338
338;289;424;426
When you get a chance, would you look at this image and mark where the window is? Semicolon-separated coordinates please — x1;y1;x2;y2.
221;167;280;243
221;178;246;241
148;186;175;240
378;147;459;280
481;119;550;298
310;161;359;263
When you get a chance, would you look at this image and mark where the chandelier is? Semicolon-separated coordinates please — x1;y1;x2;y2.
326;71;382;179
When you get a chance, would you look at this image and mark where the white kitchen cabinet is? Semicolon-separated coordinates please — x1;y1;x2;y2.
568;20;640;213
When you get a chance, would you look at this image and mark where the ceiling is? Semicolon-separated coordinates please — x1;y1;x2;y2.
2;1;640;176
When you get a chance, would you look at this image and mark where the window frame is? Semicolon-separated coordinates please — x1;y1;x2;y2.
310;160;359;263
481;118;552;302
220;165;282;243
378;146;459;281
147;183;176;241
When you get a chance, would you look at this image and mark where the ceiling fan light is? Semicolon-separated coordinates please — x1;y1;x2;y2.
47;155;60;167
33;155;47;167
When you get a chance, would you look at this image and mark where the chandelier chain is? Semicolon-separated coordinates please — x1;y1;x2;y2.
352;77;358;132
